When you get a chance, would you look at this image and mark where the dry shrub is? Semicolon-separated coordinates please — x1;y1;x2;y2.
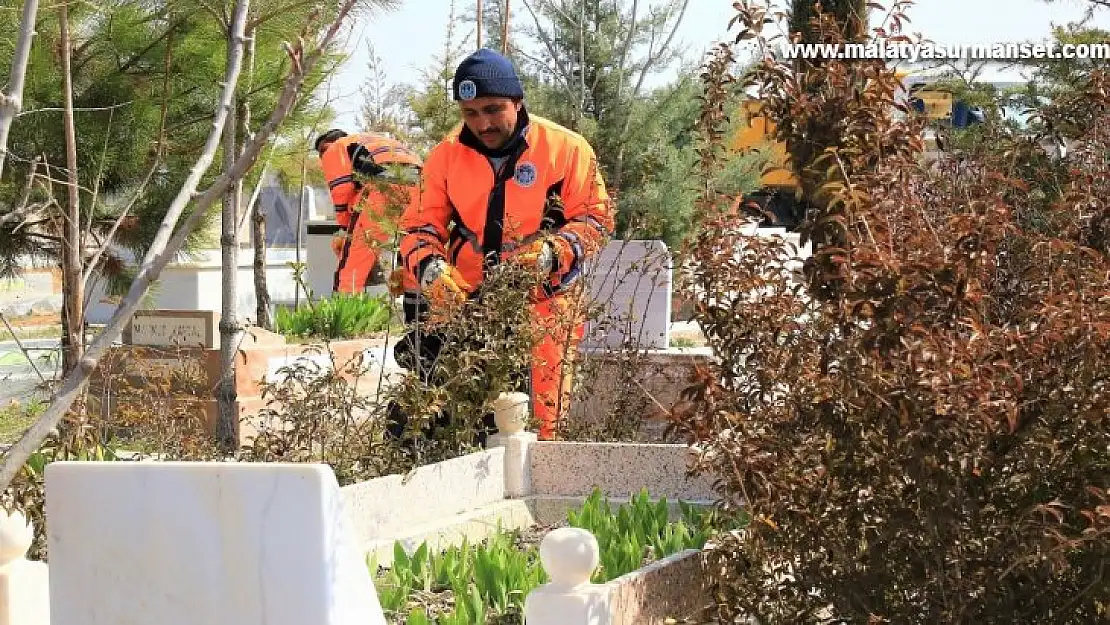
3;344;223;559
240;343;410;485
380;261;545;458
667;2;1110;622
90;344;222;459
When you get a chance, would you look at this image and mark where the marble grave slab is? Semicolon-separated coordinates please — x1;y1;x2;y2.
44;461;386;625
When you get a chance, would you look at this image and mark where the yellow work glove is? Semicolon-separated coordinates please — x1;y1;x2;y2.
330;233;347;257
502;238;557;274
420;258;472;324
387;268;406;298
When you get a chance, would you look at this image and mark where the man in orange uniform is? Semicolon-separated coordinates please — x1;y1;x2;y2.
315;129;423;294
396;48;614;440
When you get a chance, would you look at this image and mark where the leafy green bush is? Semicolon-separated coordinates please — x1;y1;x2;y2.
273;293;393;340
371;488;730;623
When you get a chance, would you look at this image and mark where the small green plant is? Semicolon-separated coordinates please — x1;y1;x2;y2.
372;529;544;624
568;488;726;582
274;292;393;340
371;489;735;623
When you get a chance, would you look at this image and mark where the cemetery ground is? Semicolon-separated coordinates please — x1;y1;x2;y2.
0;242;729;624
0;308;732;624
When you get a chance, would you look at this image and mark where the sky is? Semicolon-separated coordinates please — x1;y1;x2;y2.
320;0;1110;128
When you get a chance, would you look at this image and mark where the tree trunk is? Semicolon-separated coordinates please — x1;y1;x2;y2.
252;195;271;329
578;0;586;122
788;0;870;221
294;155;307;308
217;36;243;450
0;0;39;181
242;32;272;330
59;0;84;375
476;0;483;48
501;0;511;54
790;0;867;45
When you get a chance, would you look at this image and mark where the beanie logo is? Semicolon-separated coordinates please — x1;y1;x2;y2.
458;79;478;100
514;161;537;188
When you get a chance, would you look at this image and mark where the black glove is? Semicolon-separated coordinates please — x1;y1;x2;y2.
348;143;385;178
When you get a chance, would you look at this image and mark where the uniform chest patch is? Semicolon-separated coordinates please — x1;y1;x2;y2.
514;161;538;188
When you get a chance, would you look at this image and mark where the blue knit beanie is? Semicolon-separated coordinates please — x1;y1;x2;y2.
452;48;524;101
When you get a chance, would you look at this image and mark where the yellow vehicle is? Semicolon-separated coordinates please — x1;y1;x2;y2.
732;70;983;229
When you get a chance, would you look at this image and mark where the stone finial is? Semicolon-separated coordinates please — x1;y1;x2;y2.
492;391;529;435
539;527;600;588
526;528;609;624
0;508;33;567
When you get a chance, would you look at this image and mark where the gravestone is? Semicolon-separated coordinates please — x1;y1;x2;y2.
581;240;672;350
44;461;387;625
123;309;220;349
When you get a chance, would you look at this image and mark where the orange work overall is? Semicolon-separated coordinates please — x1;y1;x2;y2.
398;110;614;439
321;133;422;293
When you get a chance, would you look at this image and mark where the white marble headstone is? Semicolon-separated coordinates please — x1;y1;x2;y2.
581;240;672;350
44;461;386;625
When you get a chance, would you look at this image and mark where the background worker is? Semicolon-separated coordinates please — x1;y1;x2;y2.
315;129;423;294
396;48;614;440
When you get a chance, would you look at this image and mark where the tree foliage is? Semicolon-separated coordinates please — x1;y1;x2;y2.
0;0;337;290
513;0;762;245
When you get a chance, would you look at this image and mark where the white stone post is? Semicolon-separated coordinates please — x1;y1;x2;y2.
524;527;611;625
0;508;49;625
488;391;537;498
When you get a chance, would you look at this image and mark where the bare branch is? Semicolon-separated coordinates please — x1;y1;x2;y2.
85;107;115;246
237;156;274;236
111;16;187;76
501;0;511;55
0;0;41;179
611;0;640;101
0;156;41;228
627;0;688;112
14;101;133;118
519;0;580;104
82;160;162;286
0;313;46;383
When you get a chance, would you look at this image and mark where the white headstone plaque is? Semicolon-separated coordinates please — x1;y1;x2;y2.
581;240;672;350
124;309;220;348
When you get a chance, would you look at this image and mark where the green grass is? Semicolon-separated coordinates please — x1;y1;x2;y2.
0;352;31;366
0;400;44;443
0;324;62;342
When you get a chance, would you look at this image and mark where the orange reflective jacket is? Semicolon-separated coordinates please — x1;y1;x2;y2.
398;111;613;300
320;132;423;230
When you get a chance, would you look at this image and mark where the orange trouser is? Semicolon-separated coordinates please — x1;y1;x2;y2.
334;184;414;294
333;213;383;293
529;292;586;440
389;287;585;441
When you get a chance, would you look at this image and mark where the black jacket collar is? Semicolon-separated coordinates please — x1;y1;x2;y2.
459;105;531;158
